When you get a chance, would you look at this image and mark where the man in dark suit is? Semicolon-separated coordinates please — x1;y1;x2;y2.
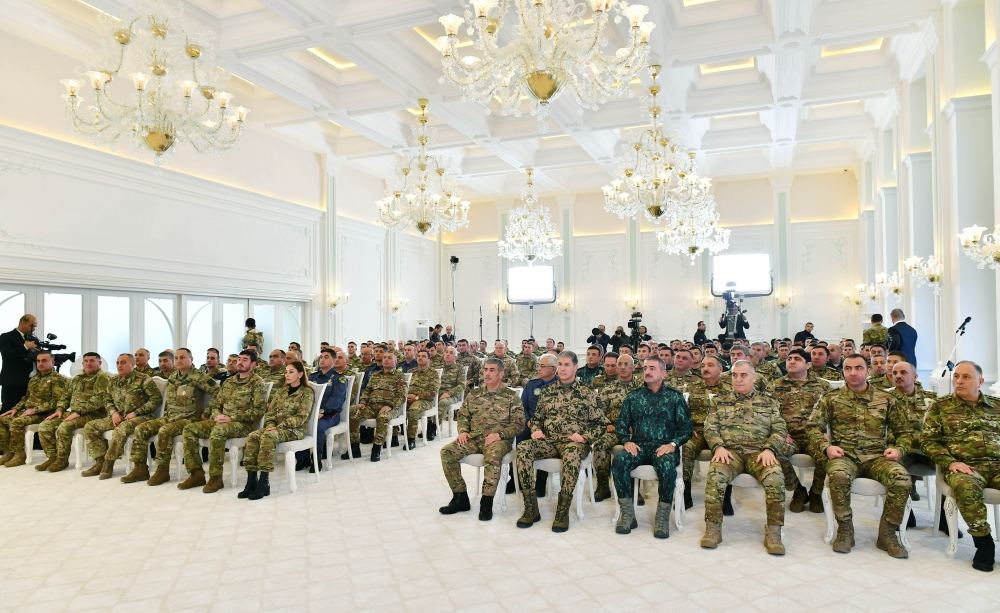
887;308;918;367
1;314;38;410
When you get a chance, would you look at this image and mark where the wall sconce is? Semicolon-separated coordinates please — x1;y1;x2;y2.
624;297;639;310
328;292;350;310
904;255;942;294
493;299;509;314
557;299;573;312
694;296;712;310
843;287;863;307
391;298;410;313
775;295;791;310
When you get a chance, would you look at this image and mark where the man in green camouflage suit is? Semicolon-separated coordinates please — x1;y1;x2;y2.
177;350;266;493
807;353;913;558
921;360;999;572
888;359;938;522
810;346;844;381
750;342;782;382
121;348;218;485
591;354;641;502
576;346;604;385
0;352;68;467
702;361;789;555
241;318;264;351
404;349;440;448
767;349;831;513
612;356;692;539
666;349;700;392
589;353;619;390
439;357;525;521
263;349;287;388
433;347;465;440
346;342;363;372
682;355;732;510
457;339;482;392
134;348;155;376
862;313;889;347
36;352;111;472
492;341;519;387
514;340;538;388
515;351;606;533
199;348;226;378
348;352;407;462
81;353;162;479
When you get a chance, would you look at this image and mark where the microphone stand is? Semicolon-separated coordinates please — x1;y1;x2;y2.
478;306;483;343
937;317;971;395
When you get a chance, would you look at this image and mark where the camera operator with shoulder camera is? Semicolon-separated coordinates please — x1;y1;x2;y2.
587;325;611;353
1;314;38;410
718;292;750;340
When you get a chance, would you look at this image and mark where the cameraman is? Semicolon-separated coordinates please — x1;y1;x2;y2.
1;314;38;410
587;325;611;353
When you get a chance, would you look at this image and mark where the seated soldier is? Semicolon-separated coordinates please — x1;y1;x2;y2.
438;358;525;521
81;353;162;479
683;356;733;513
121;348;218;485
295;347;350;471
264;349;287;387
888;360;941;528
519;354;560;497
404;349;440;449
589;352;619;390
591;353;641;502
721;347;768;392
153;350;175;378
0;352;68;467
666;349;700;391
133;348;154;376
515;351;605;533
37;352;111;472
399;343;418;373
178;350;266;493
807;354;913;558
701;361;789;555
345;352;406;462
576;346;604;385
810;346;844;381
492;341;520;386
921;361;998;572
432;347;465;441
868;353;893;389
514;340;538;388
199;348;225;377
456;339;482;393
750;342;781;381
612;357;692;538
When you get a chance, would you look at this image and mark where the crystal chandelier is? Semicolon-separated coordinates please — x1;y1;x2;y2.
498;168;563;263
59;1;248;163
376;99;471;235
655;207;730;264
436;0;655;122
903;255;942;294
959;225;1000;270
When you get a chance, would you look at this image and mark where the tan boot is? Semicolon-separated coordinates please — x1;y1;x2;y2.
0;452;13;465
4;452;26;467
47;457;69;472
177;468;206;490
99;459;116;480
832;520;855;553
202;475;224;493
516;493;541;528
147;463;171;486
120;462;150;483
81;459;104;477
551;492;572;533
701;521;723;549
876;518;909;559
764;525;785;555
35;457;54;471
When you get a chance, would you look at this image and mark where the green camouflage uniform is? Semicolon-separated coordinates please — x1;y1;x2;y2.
767;373;831;495
0;371;68;455
458;352;482;392
515;381;606;497
405;367;440;439
347;355;363;372
576;364;603;385
242;329;264;351
430;355;445;370
754;360;783;383
349;369;407;445
703;390;789;526
243;384;314;472
83;371;162;461
863;324;889;347
199;364;226;377
592;378;642;484
514;354;538;387
130;370;218;467
868;373;894;389
682;378;732;481
263;366;286;389
440;385;524;496
497;355;519;387
181;373;266;477
134;364;155;376
889;383;936;449
921;393;1000;537
665;370;701;393
39;371;111;463
812;365;844;381
807;385;913;527
437;363;465;421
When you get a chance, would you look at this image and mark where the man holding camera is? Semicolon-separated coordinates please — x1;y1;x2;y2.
1;314;38;411
587;325;611;353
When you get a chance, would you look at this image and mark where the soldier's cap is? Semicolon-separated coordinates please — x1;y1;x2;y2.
788;348;811;362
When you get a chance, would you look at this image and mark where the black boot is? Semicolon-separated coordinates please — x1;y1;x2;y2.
407;438;416;450
535;470;548;497
939;495;964;538
909;476;921;501
683;479;694;510
370;445;381;462
638;491;645;506
439;491;471;515
390;433;400;447
906;510;916;529
505;465;516;494
341;443;361;460
238;471;257;499
248;472;270;500
479;495;494;521
972;534;996;572
309;458;323;473
294;450;311;471
360;426;374;444
426;421;437;441
722;486;734;516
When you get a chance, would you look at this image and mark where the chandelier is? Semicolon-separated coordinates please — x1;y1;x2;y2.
59;1;248;163
436;0;655;122
903;255;942;294
655;208;730;264
498;168;563;262
959;225;1000;270
376;99;471;235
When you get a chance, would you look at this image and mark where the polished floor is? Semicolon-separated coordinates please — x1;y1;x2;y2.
0;437;996;613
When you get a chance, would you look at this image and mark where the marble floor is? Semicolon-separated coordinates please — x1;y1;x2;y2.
0;438;997;613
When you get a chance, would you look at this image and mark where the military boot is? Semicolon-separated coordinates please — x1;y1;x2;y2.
701;521;722;549
147;463;171;486
516;492;541;528
594;472;612;503
340;443;362;460
248;472;270;500
0;451;13;465
478;495;494;521
551;492;573;533
35;456;54;471
3;452;26;467
876;518;908;559
788;485;809;513
616;499;637;534
99;459;116;480
831;520;855;553
722;486;734;516
370;445;381;462
120;462;149;483
653;501;671;539
203;475;224;494
81;459;104;477
177;468;206;490
46;456;69;472
426;421;437;441
238;471;258;499
808;491;824;513
764;525;785;556
535;470;548;497
406;438;416;450
683;479;694;510
972;534;996;572
439;491;471;515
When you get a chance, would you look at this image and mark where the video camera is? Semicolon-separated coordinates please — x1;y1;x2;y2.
26;333;76;372
626;311;643;351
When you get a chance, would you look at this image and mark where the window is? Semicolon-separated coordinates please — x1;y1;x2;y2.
185;299;213;366
222;301;247;355
97;295;130;369
144;297;175;354
280;304;303;350
251;303;275;352
43;292;82;373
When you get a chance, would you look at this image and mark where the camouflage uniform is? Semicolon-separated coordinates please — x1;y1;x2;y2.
591;378;642;487
405;367;440;439
703;390;789;526
0;371;68;457
767;373;831;497
130;369;218;467
440;385;524;496
682;379;732;482
243;384;314;472
263;366;286;389
241;328;264;351
181;373;266;478
720;370;769;394
199;364;226;377
458;352;482;392
889;382;936;452
430;354;445;370
812;366;844;381
497;355;519;387
38;371;111;464
868;373;894;389
754;360;783;383
514;354;538;387
921;393;1000;537
863;324;889;347
349;369;406;445
437;363;465;422
134;364;155;376
665;370;701;393
576;364;603;385
83;371;162;461
347;355;363;372
807;386;913;527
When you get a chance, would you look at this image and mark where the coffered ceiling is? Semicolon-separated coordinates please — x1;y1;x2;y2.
7;0;943;200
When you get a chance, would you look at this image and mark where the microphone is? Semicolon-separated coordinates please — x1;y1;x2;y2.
956;316;972;334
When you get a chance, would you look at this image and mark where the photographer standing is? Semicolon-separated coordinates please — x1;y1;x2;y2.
587;325;611;353
1;314;38;410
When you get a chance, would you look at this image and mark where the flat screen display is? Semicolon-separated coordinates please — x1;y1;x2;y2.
507;265;557;304
711;254;773;296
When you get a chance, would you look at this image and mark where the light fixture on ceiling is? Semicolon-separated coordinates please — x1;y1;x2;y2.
59;0;248;163
375;98;471;235
959;225;1000;270
498;167;563;263
435;0;655;125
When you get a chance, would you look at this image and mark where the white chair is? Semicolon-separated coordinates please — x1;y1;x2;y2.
533;452;596;519
446;369;469;437
459;441;517;513
102;377;168;473
790;453;816;487
274;381;327;493
936;466;1000;557
324;374;356;467
821;476;913;548
611;446;686;532
362;373;411;458
418;371;443;447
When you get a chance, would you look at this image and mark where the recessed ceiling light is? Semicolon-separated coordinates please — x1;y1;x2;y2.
307;47;356;70
820;38;884;57
699;58;755;74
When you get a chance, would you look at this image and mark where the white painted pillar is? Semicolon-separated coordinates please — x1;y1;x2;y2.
557;194;575;347
982;11;1000;387
769;174;793;339
903;152;938;373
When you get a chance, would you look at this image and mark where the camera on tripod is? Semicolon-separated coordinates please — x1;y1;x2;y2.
26;333;76;372
626;311;643;331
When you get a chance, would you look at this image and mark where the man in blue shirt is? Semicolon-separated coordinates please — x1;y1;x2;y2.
519;353;559;496
296;347;350;471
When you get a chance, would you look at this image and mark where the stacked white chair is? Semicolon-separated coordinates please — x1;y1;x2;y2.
274;381;327;493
